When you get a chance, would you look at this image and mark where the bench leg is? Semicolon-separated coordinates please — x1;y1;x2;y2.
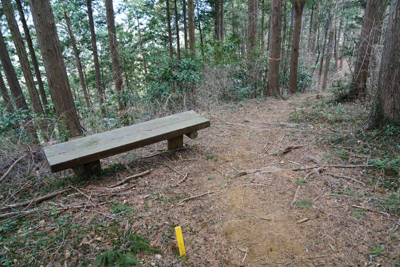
168;135;183;150
72;160;101;176
185;131;198;139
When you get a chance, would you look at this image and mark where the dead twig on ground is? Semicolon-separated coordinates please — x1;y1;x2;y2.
178;191;214;205
351;205;388;216
162;163;185;177
109;170;151;188
124;163;133;175
290;186;301;208
0;187;70;212
281;145;304;154
0;154;27;182
326;173;366;186
177;173;188;185
290;168;322;207
292;164;373;171
236;166;285;176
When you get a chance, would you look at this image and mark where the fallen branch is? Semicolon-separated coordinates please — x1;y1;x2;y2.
109;170;151;188
0;187;70;212
178;191;214;205
281;145;304;154
0;154;27;183
162;164;185;177
326;173;366;186
177;173;188;185
292;164;373;171
351;205;388;215
290;186;301;208
236;166;285;176
290;168;322;207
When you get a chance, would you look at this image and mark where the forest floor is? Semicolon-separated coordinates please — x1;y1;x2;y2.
1;66;400;266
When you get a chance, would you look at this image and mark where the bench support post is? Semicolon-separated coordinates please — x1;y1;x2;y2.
185;131;198;139
72;160;101;176
168;135;183;150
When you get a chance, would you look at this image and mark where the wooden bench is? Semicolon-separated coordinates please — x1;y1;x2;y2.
43;111;210;174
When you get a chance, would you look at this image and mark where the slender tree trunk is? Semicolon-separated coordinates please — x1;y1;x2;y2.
64;11;91;108
248;0;258;50
87;0;106;117
29;0;82;136
166;0;174;60
339;33;346;69
0;71;15;114
2;0;44;116
267;12;271;51
318;26;329;84
105;0;124;111
198;21;204;58
307;4;314;52
15;0;49;115
174;0;181;61
334;22;341;71
137;16;148;79
322;29;334;91
267;0;282;96
309;2;319;62
220;0;225;42
350;0;388;100
260;0;265;49
368;0;400;127
214;0;220;41
188;0;195;58
288;0;307;94
183;0;188;57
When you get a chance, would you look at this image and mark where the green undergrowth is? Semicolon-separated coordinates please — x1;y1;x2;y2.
289;94;400;213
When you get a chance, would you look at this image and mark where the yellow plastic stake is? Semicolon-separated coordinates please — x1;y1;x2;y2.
175;226;186;258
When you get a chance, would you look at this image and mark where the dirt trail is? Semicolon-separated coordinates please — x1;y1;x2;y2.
106;89;397;266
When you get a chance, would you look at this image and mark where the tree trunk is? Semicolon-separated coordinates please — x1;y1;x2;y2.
15;0;49;115
318;26;329;84
28;0;82;136
248;0;258;50
308;2;319;63
166;0;174;60
368;0;400;127
0;71;15;114
322;29;334;91
339;33;346;69
334;22;341;72
288;0;307;94
267;11;271;51
137;16;148;79
2;0;44;116
188;0;195;58
260;0;265;49
87;0;106;117
64;11;91;108
281;0;287;59
105;0;124;111
220;0;225;42
307;4;314;52
350;0;388;100
267;0;282;97
183;0;188;57
214;0;220;41
174;0;181;61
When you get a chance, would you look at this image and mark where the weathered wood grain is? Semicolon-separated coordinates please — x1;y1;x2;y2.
43;111;210;172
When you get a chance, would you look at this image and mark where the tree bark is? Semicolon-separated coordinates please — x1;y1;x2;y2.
267;0;282;97
0;70;15;114
321;29;334;91
339;33;346;69
87;0;106;117
2;0;44;116
307;4;314;52
260;0;265;49
350;0;388;100
318;25;329;84
214;0;220;41
105;0;124;111
166;0;174;61
15;0;49;115
368;0;400;126
188;0;195;58
288;0;307;94
183;0;188;57
64;11;91;108
248;0;258;50
28;0;82;136
174;0;181;61
281;0;287;59
220;0;225;42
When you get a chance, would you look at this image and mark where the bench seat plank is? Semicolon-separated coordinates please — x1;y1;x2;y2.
43;111;210;172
